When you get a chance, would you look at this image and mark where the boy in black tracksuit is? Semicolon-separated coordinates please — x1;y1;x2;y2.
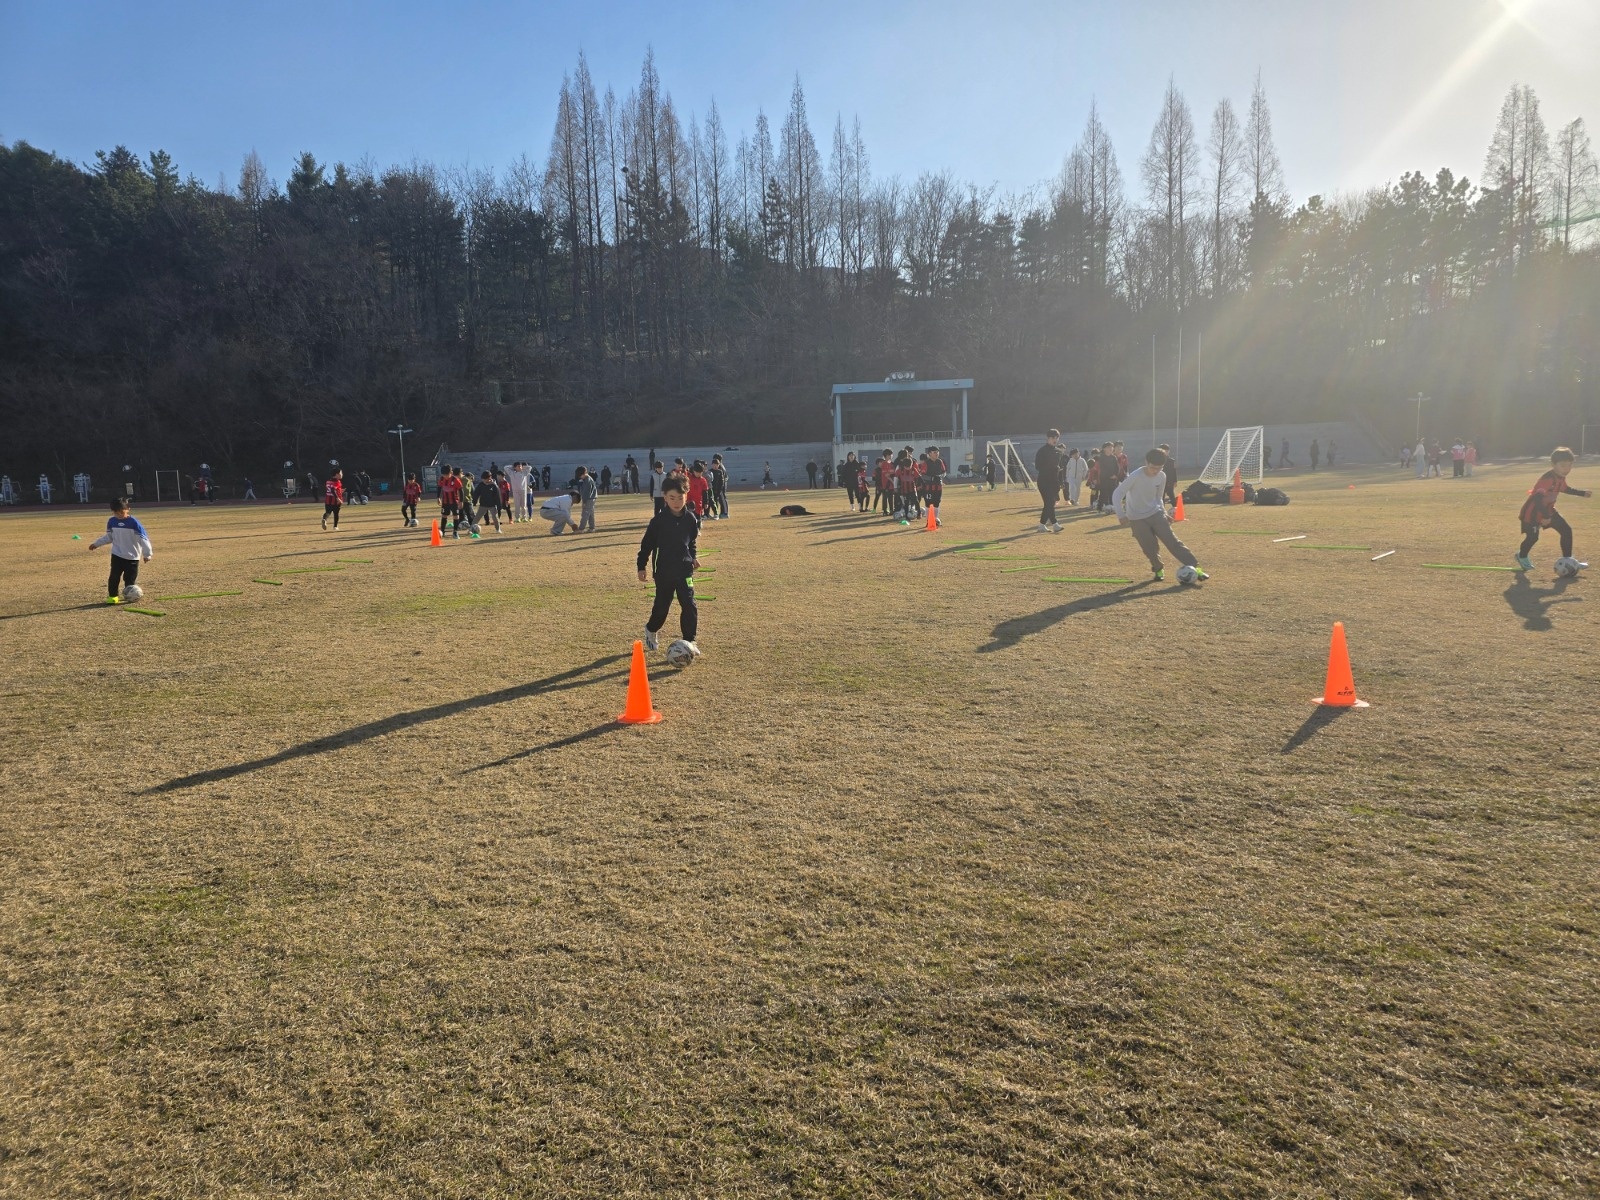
636;474;701;655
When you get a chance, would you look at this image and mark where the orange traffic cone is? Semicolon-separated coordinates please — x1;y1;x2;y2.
1229;468;1245;505
924;505;938;531
430;519;442;547
1313;621;1369;708
617;640;663;724
1173;493;1186;522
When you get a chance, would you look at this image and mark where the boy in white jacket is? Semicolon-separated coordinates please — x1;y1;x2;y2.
1063;447;1088;506
88;497;154;603
1112;449;1208;583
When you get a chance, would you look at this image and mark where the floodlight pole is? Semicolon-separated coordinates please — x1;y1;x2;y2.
1412;393;1427;442
1176;325;1182;469
1151;334;1157;443
387;425;414;482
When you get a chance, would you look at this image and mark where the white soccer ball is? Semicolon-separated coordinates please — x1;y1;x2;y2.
123;583;143;602
665;639;700;667
1554;556;1582;578
1176;564;1199;586
469;523;482;535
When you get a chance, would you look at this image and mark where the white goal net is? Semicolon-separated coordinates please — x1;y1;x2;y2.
984;440;1035;490
1198;426;1265;485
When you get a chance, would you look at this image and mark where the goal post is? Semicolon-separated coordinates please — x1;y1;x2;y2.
1198;427;1265;485
154;469;181;503
984;440;1035;490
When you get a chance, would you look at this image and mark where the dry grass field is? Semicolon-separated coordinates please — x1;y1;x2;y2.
2;462;1598;1198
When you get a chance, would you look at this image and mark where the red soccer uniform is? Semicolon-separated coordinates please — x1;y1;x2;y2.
403;480;423;504
687;473;709;515
439;475;462;505
1520;469;1592;528
497;478;511;505
324;479;344;505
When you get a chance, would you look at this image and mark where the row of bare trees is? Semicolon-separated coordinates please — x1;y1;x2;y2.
1;59;1596;486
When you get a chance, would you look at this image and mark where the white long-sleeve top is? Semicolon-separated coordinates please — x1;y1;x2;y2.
1111;467;1169;521
90;515;153;560
1064;456;1088;487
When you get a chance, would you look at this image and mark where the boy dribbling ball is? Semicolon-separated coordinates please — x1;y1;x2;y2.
1112;448;1209;584
636;474;701;661
89;497;153;604
1517;447;1591;572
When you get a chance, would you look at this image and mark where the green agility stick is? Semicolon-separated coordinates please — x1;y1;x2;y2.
1001;564;1058;573
253;578;284;586
123;607;166;617
334;558;373;564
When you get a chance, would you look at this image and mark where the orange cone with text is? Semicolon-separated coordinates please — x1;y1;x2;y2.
430;519;442;547
1173;493;1186;521
618;640;664;724
924;504;938;531
1313;621;1369;708
1229;468;1245;505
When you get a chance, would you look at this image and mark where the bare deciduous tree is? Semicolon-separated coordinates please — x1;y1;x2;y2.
1547;117;1598;252
1142;77;1200;308
1207;97;1245;296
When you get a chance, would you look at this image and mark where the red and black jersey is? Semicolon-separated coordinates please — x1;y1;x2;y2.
497;478;512;503
876;459;893;488
403;481;423;504
686;473;709;515
438;475;463;504
1520;469;1591;527
324;479;344;505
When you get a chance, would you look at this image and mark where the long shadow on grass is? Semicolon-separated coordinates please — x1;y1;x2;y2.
462;721;622;773
1281;707;1351;753
911;532;1036;561
1501;573;1578;631
978;583;1162;652
144;653;629;794
0;602;109;621
809;527;927;546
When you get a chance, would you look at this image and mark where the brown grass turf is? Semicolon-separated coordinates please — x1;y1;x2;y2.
1;464;1597;1197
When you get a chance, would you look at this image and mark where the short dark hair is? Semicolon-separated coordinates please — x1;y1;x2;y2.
1145;448;1168;466
1047;428;1060;439
110;497;130;511
574;465;588;477
1552;446;1576;464
567;489;582;501
661;475;686;495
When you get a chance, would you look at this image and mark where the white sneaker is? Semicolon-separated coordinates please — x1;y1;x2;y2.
683;641;701;660
1036;522;1049;532
643;628;659;652
1050;522;1063;533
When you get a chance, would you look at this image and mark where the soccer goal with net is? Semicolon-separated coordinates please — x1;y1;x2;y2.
1198;426;1265;485
984;440;1035;490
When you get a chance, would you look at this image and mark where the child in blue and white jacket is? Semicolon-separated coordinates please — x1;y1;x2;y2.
89;497;154;604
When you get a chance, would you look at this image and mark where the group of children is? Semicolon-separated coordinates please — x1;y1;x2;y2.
838;446;948;524
85;452;1593;667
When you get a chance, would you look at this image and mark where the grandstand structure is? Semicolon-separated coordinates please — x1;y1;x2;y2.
831;377;975;477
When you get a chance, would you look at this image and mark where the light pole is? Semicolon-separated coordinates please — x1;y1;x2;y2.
387;425;414;483
1411;393;1428;443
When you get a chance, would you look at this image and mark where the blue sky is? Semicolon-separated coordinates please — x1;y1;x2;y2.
3;0;1595;204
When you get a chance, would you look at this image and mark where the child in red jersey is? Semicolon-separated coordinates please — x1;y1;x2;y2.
437;465;465;539
1517;447;1591;572
686;460;710;517
401;472;423;527
321;468;345;530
